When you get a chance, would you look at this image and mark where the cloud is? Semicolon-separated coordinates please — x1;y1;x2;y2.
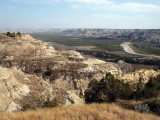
91;14;152;29
113;3;160;13
94;14;134;19
72;4;81;9
67;0;160;13
12;0;60;3
66;0;113;5
94;14;150;21
11;0;160;13
12;0;113;5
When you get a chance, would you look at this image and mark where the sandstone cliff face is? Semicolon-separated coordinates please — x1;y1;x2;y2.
115;69;160;89
0;66;30;112
0;66;70;112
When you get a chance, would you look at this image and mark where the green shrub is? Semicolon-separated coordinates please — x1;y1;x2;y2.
42;98;59;108
131;78;144;100
85;73;133;103
119;102;134;110
6;32;11;36
145;99;160;115
6;32;15;37
17;32;21;36
142;75;160;99
129;75;160;100
21;97;59;111
44;69;54;76
21;103;33;111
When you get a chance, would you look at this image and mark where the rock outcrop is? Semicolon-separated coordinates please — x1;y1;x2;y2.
115;69;160;89
0;33;55;58
0;65;70;112
0;66;30;112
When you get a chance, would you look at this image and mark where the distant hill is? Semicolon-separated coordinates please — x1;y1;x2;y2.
53;29;160;43
1;29;160;43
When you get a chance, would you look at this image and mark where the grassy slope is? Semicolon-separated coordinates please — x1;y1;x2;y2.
1;104;160;120
30;33;124;52
130;42;160;56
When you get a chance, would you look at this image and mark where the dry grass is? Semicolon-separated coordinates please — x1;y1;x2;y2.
0;103;159;120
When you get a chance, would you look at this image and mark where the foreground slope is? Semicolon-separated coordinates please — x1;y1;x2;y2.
0;104;160;120
0;66;55;112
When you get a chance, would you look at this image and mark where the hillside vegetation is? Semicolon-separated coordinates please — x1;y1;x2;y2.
0;103;160;120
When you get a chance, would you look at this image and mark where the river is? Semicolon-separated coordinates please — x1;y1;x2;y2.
121;42;160;59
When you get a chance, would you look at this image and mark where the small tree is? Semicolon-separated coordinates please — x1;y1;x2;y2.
17;32;21;36
85;73;133;103
135;78;144;100
6;32;11;36
142;75;160;99
6;32;15;37
10;33;15;37
42;98;59;108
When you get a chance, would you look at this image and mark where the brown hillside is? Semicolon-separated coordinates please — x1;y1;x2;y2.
0;104;160;120
0;34;120;112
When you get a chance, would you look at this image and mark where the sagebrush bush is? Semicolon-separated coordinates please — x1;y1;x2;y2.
21;97;58;111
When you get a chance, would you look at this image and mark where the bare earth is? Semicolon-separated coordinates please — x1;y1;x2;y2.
121;42;160;59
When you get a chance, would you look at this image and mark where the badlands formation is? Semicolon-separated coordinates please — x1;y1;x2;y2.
0;33;159;112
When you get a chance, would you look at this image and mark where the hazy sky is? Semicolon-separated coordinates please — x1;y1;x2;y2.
1;0;160;29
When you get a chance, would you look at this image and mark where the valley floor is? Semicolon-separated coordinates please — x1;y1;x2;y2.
0;103;160;120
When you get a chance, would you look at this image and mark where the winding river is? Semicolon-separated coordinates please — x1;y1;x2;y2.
121;42;160;59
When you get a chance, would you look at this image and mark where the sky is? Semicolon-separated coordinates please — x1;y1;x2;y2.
0;0;160;29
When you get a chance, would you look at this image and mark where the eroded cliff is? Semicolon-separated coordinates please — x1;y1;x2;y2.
0;33;121;111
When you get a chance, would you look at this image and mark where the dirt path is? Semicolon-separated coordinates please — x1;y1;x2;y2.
121;42;160;59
